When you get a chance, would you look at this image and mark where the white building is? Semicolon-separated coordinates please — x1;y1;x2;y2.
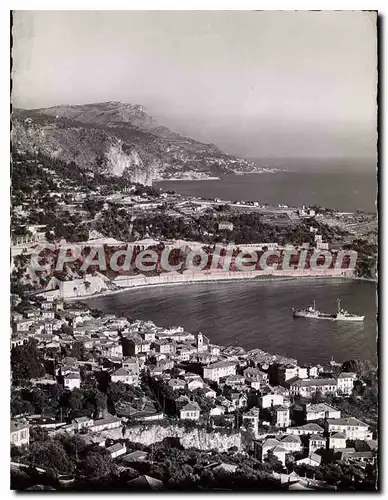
297;366;309;379
329;432;347;450
242;407;260;438
72;417;94;432
10;420;29;448
255;438;287;466
15;319;34;332
89;416;122;433
326;417;371;441
168;378;186;391
203;360;237;382
101;342;123;359
305;403;341;422
275;406;291;428
64;373;81;390
140;331;156;342
286;423;324;436
289;378;338;398
210;406;225;416
187;379;204;391
244;367;268;389
154;340;175;355
337;372;356;395
309;434;326;453
280;435;303;453
197;332;210;353
180;402;201;420
281;365;298;382
111;367;138;385
41;310;55;320
218;221;234;231
261;393;284;409
122;357;139;375
231;393;248;409
107;442;127;459
178;346;196;361
295;453;322;468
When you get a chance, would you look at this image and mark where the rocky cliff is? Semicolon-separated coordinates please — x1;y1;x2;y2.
12;101;259;184
101;423;242;451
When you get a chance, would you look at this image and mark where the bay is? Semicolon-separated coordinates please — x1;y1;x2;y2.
156;169;377;213
86;278;377;365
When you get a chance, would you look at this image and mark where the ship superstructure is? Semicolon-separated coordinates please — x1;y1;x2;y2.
293;299;364;322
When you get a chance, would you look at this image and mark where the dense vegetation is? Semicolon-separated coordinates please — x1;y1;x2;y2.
11;431;377;491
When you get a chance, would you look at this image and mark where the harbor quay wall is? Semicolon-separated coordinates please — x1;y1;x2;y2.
46;268;355;300
113;268;354;288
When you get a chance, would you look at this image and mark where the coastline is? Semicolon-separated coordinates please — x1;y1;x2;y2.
68;272;376;303
156;177;221;182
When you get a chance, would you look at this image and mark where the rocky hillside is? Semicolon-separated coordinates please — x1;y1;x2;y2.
12;101;259;184
101;423;242;452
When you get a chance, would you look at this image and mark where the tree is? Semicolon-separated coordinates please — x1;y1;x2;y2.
29;440;73;474
78;453;112;479
29;426;49;444
69;341;86;361
263;451;284;473
11;395;34;417
68;388;84;410
168;464;198;489
11;339;45;384
311;389;324;403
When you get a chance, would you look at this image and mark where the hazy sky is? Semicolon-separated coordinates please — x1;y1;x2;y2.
12;10;377;160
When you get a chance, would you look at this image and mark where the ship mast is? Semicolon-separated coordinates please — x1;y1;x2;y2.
337;298;341;313
313;300;316;310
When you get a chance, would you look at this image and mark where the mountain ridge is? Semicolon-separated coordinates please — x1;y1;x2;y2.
12;101;261;184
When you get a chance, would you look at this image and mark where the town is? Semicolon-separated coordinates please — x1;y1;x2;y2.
11;293;378;491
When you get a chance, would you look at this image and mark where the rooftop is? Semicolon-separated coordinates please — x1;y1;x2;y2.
182;402;201;412
291;423;324;432
263;438;281;448
330;432;346;439
291;378;337;387
306;403;339;413
327;417;368;427
91;415;121;426
122;451;149;462
309;434;326;441
107;442;126;454
281;435;301;443
206;360;237;369
272;445;287;453
113;367;131;377
338;372;356;378
275;405;289;412
11;420;29;433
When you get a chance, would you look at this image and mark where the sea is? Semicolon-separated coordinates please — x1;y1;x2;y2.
87;278;377;365
155;158;377;213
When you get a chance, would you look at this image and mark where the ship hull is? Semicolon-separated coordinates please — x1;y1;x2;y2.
293;311;364;322
335;315;365;322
